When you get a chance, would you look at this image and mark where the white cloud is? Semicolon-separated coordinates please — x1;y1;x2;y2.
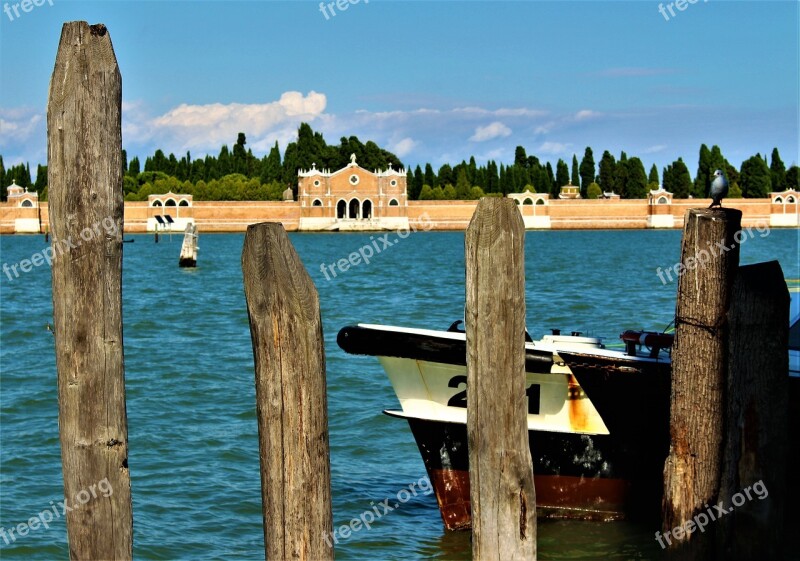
122;91;327;154
538;141;571;154
469;121;512;142
574;110;601;121
388;137;418;157
642;144;667;154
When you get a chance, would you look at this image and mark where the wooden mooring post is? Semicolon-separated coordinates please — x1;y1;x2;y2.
47;21;133;560
465;198;536;560
662;207;741;559
178;223;198;267
241;223;333;561
718;260;788;560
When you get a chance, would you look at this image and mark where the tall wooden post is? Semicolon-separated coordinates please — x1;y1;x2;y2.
718;260;788;560
662;208;741;558
47;21;132;560
241;223;333;561
465;198;536;560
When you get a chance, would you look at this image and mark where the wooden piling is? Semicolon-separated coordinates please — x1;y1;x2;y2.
718;260;788;560
662;207;741;558
47;21;132;560
241;222;333;561
178;223;198;267
465;198;536;560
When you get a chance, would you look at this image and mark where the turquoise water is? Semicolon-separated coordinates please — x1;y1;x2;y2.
1;228;797;560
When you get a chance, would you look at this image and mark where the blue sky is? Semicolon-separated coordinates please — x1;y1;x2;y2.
1;0;797;179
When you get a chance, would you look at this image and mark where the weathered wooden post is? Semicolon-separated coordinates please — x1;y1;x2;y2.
662;208;741;558
241;222;333;561
465;198;536;560
178;223;198;267
718;260;788;560
47;21;132;560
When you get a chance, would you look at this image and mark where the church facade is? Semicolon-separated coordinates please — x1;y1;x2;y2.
297;154;409;231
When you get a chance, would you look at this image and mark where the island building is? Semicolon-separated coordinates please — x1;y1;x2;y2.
297;153;409;231
646;186;674;228
3;180;41;233
770;188;799;227
507;189;551;229
558;181;581;199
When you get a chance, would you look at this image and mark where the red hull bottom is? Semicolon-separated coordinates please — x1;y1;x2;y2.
430;468;631;530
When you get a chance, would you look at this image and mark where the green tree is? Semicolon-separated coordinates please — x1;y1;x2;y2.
34;164;47;193
127;156;140;176
438;164;453;187
615;152;629;197
770;148;786;191
625;157;648;199
419;184;434;200
664;158;692;198
571;155;580;190
514;146;528;168
786;166;800;189
442;184;457;200
740;154;772;198
0;156;5;201
587;182;602;199
455;169;471;199
556;159;569;189
728;182;742;198
424;163;436;188
598;150;616;194
648;164;659;185
579;147;595;195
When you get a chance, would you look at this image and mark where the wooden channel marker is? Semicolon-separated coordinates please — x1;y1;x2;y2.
178;223;198;267
47;21;133;560
465;197;537;560
242;223;333;561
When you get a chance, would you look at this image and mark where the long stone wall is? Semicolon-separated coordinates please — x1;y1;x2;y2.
0;197;791;234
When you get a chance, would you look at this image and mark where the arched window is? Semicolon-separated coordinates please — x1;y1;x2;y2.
389;198;399;206
348;198;360;219
165;199;177;207
313;199;323;207
337;200;347;219
536;198;545;205
787;196;796;204
179;200;189;207
523;198;534;205
20;199;32;207
775;197;784;204
153;200;163;207
514;198;521;205
362;199;372;219
657;196;668;205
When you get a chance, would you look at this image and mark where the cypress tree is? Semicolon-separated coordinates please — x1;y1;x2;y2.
579;147;595;194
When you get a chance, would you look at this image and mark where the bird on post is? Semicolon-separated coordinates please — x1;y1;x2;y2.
708;169;729;208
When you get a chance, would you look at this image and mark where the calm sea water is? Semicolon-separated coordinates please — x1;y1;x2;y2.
1;227;797;560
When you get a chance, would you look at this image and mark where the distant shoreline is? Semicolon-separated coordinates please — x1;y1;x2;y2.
1;197;797;234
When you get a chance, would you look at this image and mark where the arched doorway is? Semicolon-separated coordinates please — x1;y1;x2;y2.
362;199;372;219
348;198;360;219
337;200;347;219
